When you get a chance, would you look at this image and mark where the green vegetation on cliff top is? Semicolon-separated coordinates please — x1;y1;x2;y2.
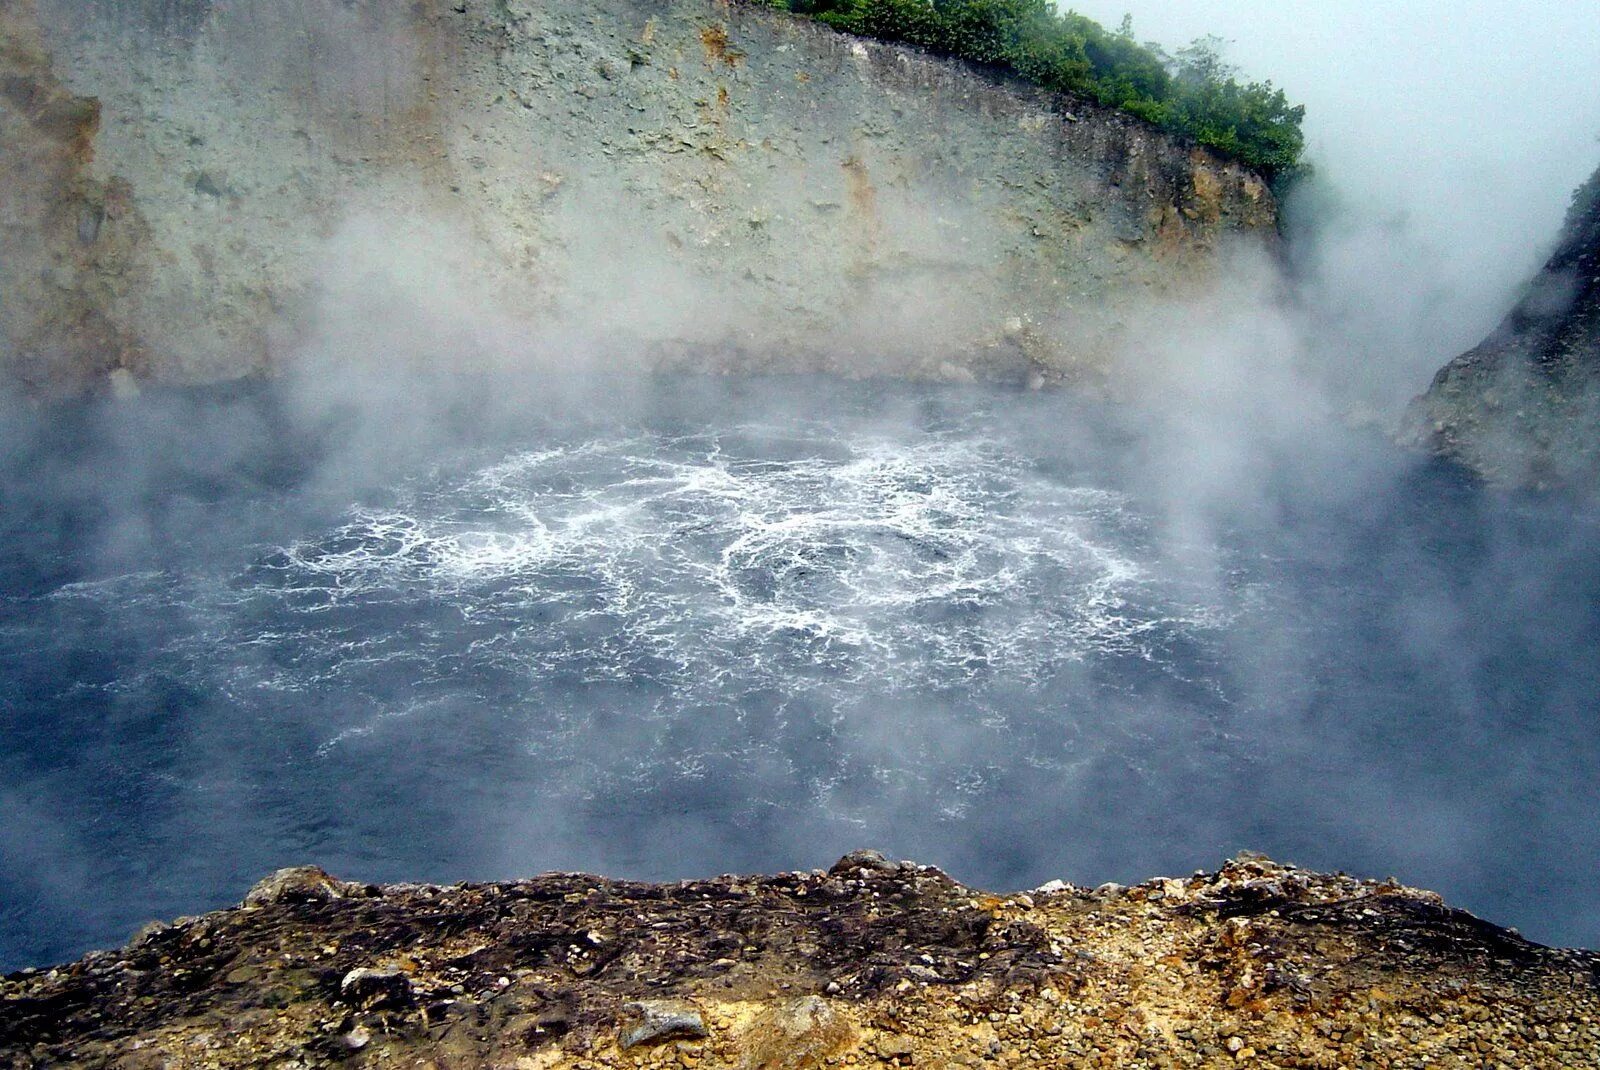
761;0;1306;180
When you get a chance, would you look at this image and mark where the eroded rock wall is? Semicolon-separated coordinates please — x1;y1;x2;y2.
2;0;1277;394
0;0;151;394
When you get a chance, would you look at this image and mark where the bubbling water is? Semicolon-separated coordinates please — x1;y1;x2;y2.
6;378;1599;971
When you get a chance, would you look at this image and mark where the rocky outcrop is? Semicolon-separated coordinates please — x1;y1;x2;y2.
0;0;1276;395
3;853;1598;1068
1410;164;1600;487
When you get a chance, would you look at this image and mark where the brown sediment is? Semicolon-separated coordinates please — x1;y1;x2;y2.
700;23;743;69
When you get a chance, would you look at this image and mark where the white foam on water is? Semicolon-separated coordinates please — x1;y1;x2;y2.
44;570;170;599
289;429;1221;720
21;419;1238;777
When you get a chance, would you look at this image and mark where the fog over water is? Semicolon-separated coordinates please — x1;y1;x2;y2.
1074;0;1600;408
4;372;1600;971
4;1;1600;972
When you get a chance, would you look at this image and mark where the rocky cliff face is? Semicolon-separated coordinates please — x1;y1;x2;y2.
3;853;1598;1068
0;0;1275;395
0;0;151;395
1410;164;1600;487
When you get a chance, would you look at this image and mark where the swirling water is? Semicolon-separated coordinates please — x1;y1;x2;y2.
3;376;1598;969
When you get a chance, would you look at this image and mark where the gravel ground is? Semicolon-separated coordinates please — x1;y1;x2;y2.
4;852;1597;1068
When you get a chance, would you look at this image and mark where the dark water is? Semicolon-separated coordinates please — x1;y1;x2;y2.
3;375;1598;971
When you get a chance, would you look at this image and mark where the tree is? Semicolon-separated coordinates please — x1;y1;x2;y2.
761;0;1306;178
1175;34;1237;86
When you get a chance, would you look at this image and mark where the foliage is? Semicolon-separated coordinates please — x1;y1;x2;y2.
758;0;1306;179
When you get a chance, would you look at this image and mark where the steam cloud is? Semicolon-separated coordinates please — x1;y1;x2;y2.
3;0;1600;973
1074;0;1600;408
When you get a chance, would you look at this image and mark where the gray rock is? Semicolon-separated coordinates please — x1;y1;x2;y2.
619;999;708;1049
1412;162;1600;487
340;967;415;1011
829;849;901;876
126;920;171;948
242;865;348;907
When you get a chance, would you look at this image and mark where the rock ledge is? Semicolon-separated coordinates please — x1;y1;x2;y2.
3;853;1598;1068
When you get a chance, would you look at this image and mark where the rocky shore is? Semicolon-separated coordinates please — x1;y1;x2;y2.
3;852;1597;1068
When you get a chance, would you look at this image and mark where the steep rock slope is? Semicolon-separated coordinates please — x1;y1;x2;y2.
0;0;151;395
1;0;1275;394
1411;164;1600;486
3;853;1598;1068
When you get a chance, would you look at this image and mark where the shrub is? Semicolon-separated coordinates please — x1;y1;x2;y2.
757;0;1306;181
